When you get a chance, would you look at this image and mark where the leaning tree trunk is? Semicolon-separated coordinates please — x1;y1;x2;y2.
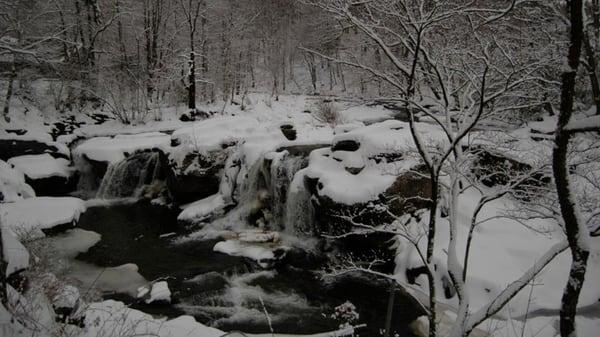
554;1;590;337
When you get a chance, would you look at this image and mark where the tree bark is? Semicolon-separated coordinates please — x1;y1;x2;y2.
554;2;590;337
188;51;196;110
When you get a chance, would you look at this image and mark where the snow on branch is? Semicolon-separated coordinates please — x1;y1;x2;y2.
465;240;569;332
565;115;600;133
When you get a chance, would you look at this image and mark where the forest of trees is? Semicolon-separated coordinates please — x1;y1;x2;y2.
2;0;593;123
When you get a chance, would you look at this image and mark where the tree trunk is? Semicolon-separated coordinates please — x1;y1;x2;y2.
554;2;590;337
383;283;395;337
188;52;196;110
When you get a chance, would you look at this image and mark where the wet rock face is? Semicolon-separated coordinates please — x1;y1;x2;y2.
166;150;228;204
280;124;297;141
305;167;431;273
331;139;360;152
0;139;68;161
306;168;431;237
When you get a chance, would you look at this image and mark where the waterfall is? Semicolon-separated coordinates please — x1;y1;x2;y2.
201;145;319;235
266;151;310;231
285;168;315;236
96;151;164;199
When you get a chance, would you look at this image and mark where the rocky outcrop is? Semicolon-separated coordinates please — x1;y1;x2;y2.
166;150;229;204
306;168;431;237
0;138;69;161
472;147;550;192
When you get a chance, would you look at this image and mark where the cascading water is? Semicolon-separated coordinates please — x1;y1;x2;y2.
97;151;164;199
188;145;321;235
265;151;313;233
285;168;315;236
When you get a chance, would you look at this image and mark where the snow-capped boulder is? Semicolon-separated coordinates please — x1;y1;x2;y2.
304;121;431;235
0;197;86;238
52;284;81;323
0;159;35;202
138;281;172;305
213;230;287;268
8;154;78;196
2;226;29;277
0;131;70;161
167;148;231;204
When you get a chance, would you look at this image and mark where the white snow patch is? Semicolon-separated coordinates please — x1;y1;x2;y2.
81;300;223;337
0;159;35;202
214;239;284;268
1;197;86;239
146;281;171;304
1;226;29;276
8;154;72;179
73;132;170;163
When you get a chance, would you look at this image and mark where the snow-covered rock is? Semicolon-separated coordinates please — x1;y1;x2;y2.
52;285;80;312
178;193;227;224
8;154;72;180
302;120;432;238
145;281;171;304
214;231;286;268
0;197;86;238
73;132;171;164
8;154;77;196
0;159;35;202
0;130;70;161
305;120;426;205
1;226;29;276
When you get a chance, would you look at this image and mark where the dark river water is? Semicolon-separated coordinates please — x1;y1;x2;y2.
69;201;422;336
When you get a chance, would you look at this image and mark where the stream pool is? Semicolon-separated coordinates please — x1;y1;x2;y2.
49;201;423;336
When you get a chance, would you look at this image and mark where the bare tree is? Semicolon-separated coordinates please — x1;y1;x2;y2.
301;1;566;336
552;1;600;336
178;0;204;112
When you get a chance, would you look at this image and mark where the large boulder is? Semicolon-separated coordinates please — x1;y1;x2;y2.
8;154;78;196
166;149;229;204
0;138;69;161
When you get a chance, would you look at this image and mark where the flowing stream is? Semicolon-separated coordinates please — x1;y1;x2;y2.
50;143;424;336
48;202;422;336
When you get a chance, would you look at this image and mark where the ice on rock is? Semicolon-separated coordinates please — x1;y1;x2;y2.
214;231;286;268
178;194;226;223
